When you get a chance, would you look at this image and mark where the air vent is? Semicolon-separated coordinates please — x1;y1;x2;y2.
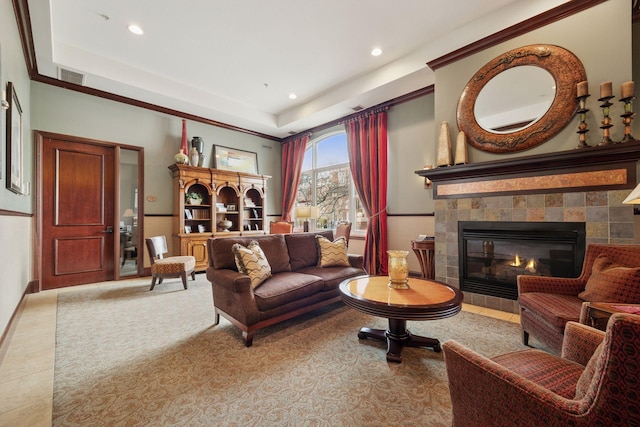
58;67;85;85
351;105;364;112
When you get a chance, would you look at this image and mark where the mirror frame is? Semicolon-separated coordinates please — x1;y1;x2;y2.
457;44;586;153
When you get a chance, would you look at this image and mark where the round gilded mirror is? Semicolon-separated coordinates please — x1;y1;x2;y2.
474;66;556;133
457;44;586;153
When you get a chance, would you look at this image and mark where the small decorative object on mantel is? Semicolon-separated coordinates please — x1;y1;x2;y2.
619;81;636;143
598;81;614;146
423;165;433;189
436;121;452;167
575;80;590;149
387;250;410;289
454;131;468;165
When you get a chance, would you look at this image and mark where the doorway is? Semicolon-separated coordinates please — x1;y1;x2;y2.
35;132;144;290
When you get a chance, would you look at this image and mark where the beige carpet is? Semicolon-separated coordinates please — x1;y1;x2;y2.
53;275;527;426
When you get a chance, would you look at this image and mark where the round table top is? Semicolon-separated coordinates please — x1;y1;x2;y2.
339;275;463;320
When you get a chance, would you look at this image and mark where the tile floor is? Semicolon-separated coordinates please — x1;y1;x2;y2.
0;279;520;426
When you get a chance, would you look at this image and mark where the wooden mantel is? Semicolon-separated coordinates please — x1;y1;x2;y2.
415;141;640;199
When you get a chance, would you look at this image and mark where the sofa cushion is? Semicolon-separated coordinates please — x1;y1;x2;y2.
518;293;583;332
316;235;349;267
210;235;291;273
253;272;324;311
578;254;640;302
232;241;271;289
298;265;365;291
492;349;584;399
285;230;333;270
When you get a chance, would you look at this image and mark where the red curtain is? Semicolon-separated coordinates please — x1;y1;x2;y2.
280;133;310;221
344;108;388;275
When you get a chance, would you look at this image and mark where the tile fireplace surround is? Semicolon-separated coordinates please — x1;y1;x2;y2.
434;190;635;313
420;142;640;314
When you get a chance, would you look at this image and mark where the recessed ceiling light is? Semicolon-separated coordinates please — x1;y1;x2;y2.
128;24;144;35
289;93;297;100
371;48;382;56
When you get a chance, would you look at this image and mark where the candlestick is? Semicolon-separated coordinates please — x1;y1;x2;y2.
600;81;612;99
619;95;636;143
575;93;590;149
621;81;635;99
598;94;615;146
577;81;588;98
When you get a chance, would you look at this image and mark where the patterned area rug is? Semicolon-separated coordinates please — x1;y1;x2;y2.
53;276;527;426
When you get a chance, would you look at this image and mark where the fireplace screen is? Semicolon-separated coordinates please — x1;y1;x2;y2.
459;221;586;300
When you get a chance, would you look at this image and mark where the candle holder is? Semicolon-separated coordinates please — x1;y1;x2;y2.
598;95;615;145
387;250;410;289
575;94;590;149
619;96;636;143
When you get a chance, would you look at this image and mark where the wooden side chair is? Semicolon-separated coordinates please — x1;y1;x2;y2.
145;235;196;290
270;221;294;234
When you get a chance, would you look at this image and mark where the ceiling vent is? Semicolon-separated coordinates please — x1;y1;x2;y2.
58;67;85;86
351;105;364;112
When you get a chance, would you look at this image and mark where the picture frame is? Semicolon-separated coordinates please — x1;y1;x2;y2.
213;145;258;174
198;224;206;233
226;204;236;211
184;225;192;234
184;209;193;219
6;82;23;194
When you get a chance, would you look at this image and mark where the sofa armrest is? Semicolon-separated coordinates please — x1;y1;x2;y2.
347;254;364;270
561;321;605;366
517;275;585;295
443;340;582;426
206;267;260;326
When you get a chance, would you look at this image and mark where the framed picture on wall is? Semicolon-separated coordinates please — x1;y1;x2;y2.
213;145;258;174
6;82;23;194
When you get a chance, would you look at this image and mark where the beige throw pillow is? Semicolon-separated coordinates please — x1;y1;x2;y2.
232;240;271;289
316;236;349;267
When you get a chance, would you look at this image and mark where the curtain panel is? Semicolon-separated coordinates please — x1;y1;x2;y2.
344;108;388;275
280;133;310;221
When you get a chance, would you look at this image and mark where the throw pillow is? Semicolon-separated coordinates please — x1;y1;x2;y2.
578;254;640;302
232;240;271;289
316;235;349;267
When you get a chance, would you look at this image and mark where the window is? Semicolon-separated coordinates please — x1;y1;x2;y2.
296;132;367;232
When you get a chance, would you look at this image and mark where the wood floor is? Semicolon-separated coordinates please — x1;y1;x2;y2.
0;277;520;426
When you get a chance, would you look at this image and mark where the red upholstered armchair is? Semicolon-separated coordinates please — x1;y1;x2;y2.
518;244;640;354
443;313;640;427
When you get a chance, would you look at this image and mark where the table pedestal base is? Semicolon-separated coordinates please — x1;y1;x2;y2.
357;318;441;363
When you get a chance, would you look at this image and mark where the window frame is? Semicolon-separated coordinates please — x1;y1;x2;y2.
297;131;366;235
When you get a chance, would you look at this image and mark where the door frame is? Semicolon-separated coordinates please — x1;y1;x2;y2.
34;131;145;291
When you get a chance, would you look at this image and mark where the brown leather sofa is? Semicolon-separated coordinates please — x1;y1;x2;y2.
206;230;365;346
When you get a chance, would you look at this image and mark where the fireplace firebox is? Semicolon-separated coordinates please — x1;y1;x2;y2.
458;221;586;300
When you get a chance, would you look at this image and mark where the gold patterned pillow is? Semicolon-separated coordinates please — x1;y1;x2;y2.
232;241;271;289
316;236;349;267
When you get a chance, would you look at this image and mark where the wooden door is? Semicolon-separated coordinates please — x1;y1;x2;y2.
41;137;115;289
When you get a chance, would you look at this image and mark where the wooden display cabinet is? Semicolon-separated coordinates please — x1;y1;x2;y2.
169;164;270;271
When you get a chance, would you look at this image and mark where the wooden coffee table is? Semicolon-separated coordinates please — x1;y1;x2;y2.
339;275;463;363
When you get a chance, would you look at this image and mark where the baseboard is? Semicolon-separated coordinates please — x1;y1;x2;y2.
0;281;35;365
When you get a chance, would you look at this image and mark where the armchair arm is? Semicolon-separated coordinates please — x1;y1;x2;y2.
443;340;584;427
517;275;585;295
561;321;605;366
